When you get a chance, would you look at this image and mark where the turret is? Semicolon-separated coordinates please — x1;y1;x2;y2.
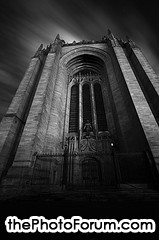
33;44;43;58
50;34;64;53
107;29;120;46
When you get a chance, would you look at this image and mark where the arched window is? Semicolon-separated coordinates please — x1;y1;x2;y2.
68;74;107;135
94;83;107;131
69;85;79;133
82;84;92;127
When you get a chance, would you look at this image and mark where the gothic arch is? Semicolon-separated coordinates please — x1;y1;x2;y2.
60;46;117;140
60;46;113;74
61;46;111;61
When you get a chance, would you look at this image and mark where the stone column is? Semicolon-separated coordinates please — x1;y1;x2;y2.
130;43;159;95
90;82;98;137
110;36;159;173
79;82;83;141
2;36;63;186
125;41;159;125
43;64;68;153
0;45;44;179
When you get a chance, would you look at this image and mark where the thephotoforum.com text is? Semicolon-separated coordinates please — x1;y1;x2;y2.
5;216;156;233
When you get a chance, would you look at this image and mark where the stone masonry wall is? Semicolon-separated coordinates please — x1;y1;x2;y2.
0;56;43;178
108;44;149;153
113;42;159;172
43;63;68;153
125;43;159;125
12;51;61;170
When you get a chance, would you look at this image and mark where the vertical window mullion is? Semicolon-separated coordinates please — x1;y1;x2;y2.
69;85;79;133
79;83;82;140
90;82;98;136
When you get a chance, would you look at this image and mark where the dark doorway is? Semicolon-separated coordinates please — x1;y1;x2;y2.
82;158;101;186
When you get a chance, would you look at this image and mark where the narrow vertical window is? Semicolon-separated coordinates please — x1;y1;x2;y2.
94;83;107;131
69;85;79;133
83;84;92;126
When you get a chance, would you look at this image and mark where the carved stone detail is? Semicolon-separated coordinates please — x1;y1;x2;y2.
69;72;102;84
80;138;96;152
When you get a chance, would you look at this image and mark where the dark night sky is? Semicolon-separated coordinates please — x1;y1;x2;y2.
0;0;159;120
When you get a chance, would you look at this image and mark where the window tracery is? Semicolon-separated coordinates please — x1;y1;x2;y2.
68;71;107;137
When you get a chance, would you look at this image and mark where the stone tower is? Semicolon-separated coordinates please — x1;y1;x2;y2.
0;30;159;197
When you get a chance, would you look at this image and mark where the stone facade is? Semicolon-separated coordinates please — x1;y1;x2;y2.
0;31;159;197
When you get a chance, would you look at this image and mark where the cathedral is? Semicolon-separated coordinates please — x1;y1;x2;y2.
0;30;159;199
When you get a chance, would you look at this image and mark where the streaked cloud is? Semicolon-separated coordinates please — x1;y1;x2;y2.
0;0;159;119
